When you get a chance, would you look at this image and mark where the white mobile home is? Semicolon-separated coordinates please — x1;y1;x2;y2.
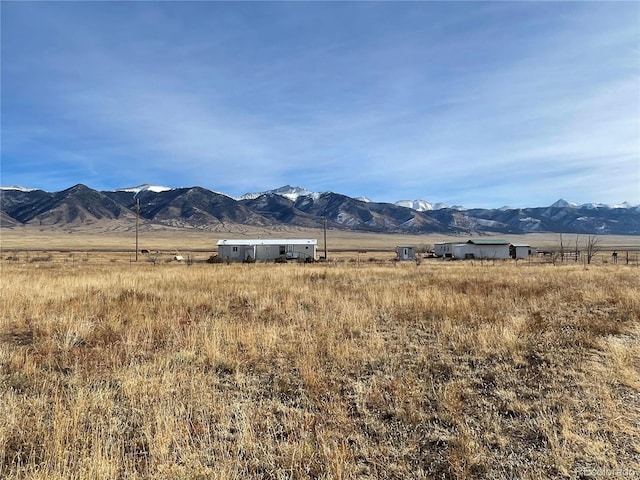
510;244;534;259
217;239;317;262
434;242;456;258
452;239;510;260
396;245;416;261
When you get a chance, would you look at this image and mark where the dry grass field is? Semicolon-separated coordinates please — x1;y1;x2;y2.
2;224;638;253
1;229;639;479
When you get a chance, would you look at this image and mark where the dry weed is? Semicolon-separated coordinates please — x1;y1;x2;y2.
0;259;638;479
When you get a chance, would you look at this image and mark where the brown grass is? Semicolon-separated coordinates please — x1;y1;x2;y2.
2;224;639;253
0;252;639;479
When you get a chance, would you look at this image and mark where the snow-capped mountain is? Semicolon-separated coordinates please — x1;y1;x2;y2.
115;184;173;194
549;198;639;210
619;201;638;209
550;199;579;208
240;187;459;211
241;186;375;204
240;185;321;202
2;184;639;234
0;185;38;192
395;199;451;211
579;202;639;210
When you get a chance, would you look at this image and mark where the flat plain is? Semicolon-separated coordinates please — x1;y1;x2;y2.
1;225;639;255
1;227;639;479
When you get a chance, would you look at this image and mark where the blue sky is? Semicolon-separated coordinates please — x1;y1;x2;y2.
2;1;639;208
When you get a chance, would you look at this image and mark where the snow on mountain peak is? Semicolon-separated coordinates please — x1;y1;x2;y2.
115;184;172;194
395;199;450;211
550;199;578;208
272;185;314;201
549;199;638;209
607;202;639;209
240;185;316;202
0;185;38;192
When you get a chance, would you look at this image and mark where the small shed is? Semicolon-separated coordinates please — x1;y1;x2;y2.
453;239;510;259
434;242;456;258
510;244;533;259
217;239;317;262
396;245;416;261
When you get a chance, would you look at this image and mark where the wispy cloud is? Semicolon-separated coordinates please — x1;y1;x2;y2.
2;2;638;207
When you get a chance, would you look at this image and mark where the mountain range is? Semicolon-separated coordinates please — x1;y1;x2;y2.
1;184;639;235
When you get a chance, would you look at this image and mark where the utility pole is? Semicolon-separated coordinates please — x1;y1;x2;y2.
323;217;327;260
135;198;140;262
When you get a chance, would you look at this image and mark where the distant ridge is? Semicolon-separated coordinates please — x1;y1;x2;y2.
1;184;638;234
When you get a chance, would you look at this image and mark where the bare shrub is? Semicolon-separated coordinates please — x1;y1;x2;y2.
29;254;53;263
206;254;222;264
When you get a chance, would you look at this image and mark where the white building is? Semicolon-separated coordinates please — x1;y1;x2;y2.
434;242;456;258
396;245;416;261
452;239;510;259
216;239;317;262
510;244;534;259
